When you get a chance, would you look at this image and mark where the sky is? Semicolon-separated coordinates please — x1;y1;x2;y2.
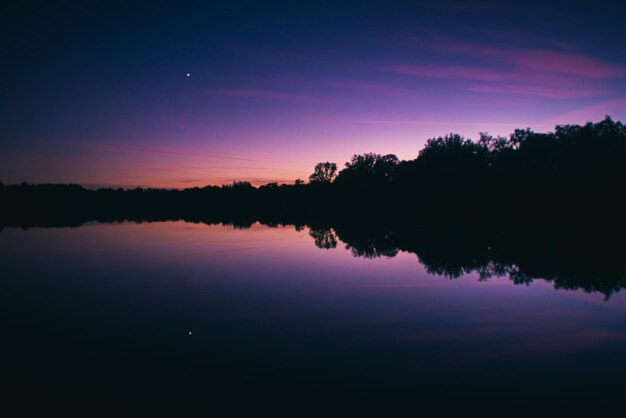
2;0;626;188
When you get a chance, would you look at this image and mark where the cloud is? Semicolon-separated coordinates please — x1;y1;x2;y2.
326;80;411;95
76;142;256;162
386;63;607;99
547;97;626;126
387;63;607;87
510;49;626;79
123;146;256;162
466;83;606;99
172;178;200;183
319;116;447;126
410;38;626;79
387;64;505;82
389;37;626;99
209;88;345;105
287;77;413;96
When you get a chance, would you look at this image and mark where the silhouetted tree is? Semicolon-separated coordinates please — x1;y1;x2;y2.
508;128;532;149
478;132;512;164
309;162;337;183
233;181;254;189
335;153;399;186
418;134;487;163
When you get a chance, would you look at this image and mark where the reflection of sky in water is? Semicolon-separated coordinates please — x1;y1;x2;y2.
3;221;626;413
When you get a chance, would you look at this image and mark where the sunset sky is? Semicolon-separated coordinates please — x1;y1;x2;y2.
2;0;626;188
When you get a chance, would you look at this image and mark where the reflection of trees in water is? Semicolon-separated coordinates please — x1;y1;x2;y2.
346;242;399;259
308;227;337;249
309;225;399;258
3;206;626;299
333;226;399;259
223;219;255;229
327;225;626;300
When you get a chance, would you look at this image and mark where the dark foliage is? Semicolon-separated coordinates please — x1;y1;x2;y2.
2;116;626;228
308;162;337;183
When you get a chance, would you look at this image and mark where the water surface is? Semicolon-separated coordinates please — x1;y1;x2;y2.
3;221;626;415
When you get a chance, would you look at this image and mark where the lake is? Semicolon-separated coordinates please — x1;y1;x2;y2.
3;221;626;416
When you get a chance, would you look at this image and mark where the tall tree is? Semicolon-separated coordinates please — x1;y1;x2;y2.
309;162;337;183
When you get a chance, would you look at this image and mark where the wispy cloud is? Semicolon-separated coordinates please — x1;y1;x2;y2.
388;64;505;82
209;88;345;105
326;80;411;95
319;116;447;126
388;37;626;99
410;38;626;79
286;77;413;97
387;64;607;99
75;142;256;162
172;178;200;184
387;63;607;88
547;97;626;126
510;49;626;79
120;145;256;162
466;83;605;99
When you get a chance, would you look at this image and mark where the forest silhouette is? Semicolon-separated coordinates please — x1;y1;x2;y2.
3;116;626;227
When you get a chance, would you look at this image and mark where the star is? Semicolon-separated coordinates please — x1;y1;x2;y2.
186;73;191;77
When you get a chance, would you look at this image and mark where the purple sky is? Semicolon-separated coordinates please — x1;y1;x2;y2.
2;1;626;187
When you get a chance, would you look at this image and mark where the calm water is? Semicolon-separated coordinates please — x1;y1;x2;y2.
3;221;626;415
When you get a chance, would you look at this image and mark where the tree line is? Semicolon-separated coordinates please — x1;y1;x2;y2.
2;116;626;226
